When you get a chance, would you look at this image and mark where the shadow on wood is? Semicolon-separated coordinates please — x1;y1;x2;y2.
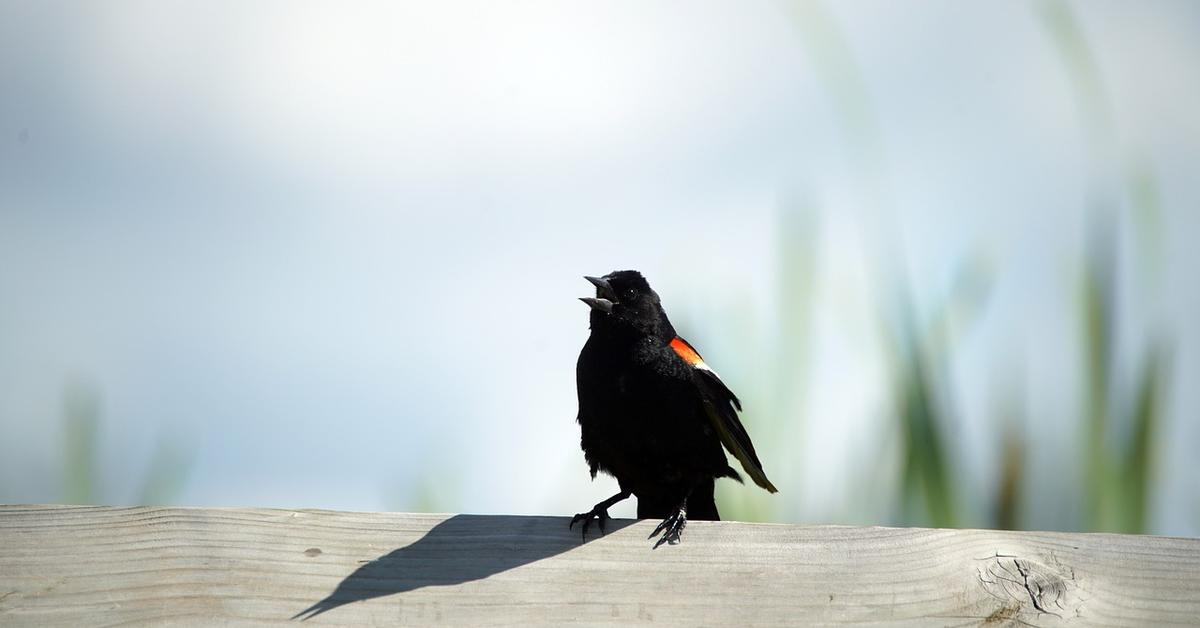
292;514;631;620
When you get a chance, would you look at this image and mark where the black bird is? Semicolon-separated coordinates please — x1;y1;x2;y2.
572;270;777;548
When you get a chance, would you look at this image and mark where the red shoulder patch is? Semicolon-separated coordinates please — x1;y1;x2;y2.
669;337;705;368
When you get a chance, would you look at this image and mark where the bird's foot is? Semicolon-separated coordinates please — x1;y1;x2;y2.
648;505;687;549
569;506;611;541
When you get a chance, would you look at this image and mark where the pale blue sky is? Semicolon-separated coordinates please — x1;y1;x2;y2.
1;1;1197;534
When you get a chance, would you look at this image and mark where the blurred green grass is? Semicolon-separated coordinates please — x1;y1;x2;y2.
711;0;1175;533
62;382;100;505
61;380;193;507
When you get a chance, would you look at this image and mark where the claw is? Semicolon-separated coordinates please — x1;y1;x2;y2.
569;507;610;541
648;505;687;549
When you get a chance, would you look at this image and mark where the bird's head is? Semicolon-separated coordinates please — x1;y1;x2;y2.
580;270;670;336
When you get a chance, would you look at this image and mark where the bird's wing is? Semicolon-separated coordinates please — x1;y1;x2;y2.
669;337;778;493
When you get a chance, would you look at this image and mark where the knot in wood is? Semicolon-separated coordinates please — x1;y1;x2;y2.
977;552;1079;620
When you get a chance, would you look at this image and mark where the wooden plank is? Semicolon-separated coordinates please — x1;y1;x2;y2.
1;505;1198;626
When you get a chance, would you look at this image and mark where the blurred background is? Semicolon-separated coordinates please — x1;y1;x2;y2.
1;1;1197;536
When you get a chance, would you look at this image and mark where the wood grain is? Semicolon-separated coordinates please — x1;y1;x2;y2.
1;505;1198;626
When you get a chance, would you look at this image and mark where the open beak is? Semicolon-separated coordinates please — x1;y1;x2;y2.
580;275;617;313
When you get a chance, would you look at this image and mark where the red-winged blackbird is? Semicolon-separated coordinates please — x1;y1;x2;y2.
572;270;777;548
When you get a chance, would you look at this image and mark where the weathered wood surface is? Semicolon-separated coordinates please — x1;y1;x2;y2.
1;506;1198;626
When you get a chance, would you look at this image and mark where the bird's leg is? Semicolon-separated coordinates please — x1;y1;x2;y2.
648;498;688;549
569;490;631;541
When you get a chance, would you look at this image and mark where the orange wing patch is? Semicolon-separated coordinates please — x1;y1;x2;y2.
669;337;707;369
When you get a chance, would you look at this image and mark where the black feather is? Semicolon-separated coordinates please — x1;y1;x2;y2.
574;270;777;545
